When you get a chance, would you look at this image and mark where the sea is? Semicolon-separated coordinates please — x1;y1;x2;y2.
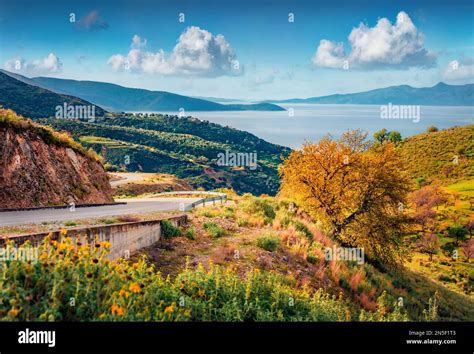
152;104;474;148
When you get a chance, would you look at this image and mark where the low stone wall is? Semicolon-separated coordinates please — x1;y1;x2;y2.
0;214;187;259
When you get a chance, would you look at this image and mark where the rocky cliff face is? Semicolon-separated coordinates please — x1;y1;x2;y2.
0;122;114;209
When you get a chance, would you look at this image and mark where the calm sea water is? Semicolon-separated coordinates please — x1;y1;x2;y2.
158;104;474;148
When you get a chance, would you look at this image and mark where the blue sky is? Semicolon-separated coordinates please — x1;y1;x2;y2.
0;0;473;100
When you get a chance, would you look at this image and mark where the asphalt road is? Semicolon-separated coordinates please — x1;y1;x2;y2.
0;198;201;227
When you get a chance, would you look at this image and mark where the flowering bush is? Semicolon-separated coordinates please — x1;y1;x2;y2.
0;235;414;322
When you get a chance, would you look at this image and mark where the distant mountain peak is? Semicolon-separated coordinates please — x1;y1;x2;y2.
267;82;473;106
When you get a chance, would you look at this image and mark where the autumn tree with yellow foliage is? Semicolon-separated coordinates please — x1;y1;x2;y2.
279;130;413;268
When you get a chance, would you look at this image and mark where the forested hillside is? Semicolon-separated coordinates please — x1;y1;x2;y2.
0;71;106;118
40;113;291;195
32;76;285;112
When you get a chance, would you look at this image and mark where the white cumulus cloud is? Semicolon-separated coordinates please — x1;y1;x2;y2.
312;11;436;70
107;27;242;77
4;53;62;75
312;40;346;69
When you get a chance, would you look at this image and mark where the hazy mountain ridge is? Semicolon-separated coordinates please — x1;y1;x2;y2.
0;71;107;118
266;82;474;106
32;76;285;112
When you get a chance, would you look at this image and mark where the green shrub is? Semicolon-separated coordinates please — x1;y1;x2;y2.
240;197;276;223
448;226;468;244
438;274;454;283
203;221;225;238
223;206;235;219
279;214;293;227
161;220;181;239
257;234;279;252
183;227;196;240
359;291;410;321
292;220;313;240
441;242;457;258
307;254;319;264
415;177;426;187
339;275;349;289
236;218;249;227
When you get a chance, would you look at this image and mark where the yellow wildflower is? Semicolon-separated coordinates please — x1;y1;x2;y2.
111;304;124;316
119;289;129;298
129;283;141;294
164;305;174;314
8;308;19;317
58;243;68;251
39;252;48;261
100;241;112;249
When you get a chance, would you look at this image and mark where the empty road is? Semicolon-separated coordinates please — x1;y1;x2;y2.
0;198;201;227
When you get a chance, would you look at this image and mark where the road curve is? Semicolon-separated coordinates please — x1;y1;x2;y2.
0;197;201;227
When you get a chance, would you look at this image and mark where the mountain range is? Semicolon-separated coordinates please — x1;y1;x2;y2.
0;70;284;114
2;69;472;117
265;82;474;106
31;76;284;112
0;70;107;118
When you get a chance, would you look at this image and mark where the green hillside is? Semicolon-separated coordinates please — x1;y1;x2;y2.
40;114;291;195
398;125;474;185
32;76;285;112
0;71;107;119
